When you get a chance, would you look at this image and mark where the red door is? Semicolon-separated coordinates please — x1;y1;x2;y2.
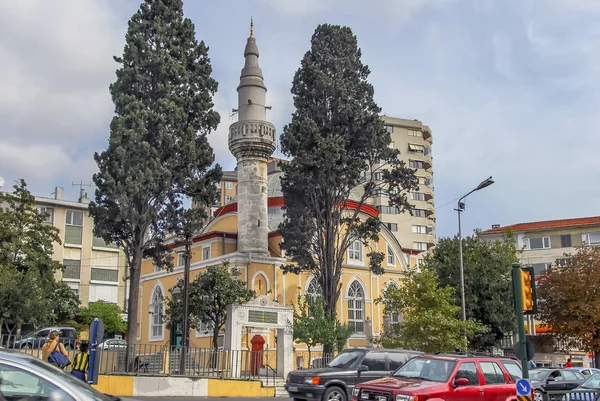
448;361;485;401
478;361;513;401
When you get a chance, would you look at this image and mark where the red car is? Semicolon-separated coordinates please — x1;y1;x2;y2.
352;353;522;401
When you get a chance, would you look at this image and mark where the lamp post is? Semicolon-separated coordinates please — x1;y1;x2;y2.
455;176;494;325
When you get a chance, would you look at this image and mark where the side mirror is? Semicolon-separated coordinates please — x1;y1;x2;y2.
454;378;470;387
358;365;369;374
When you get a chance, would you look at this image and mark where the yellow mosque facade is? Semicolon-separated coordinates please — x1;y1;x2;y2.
134;26;421;352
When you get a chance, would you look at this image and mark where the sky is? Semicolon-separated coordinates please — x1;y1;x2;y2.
1;0;600;239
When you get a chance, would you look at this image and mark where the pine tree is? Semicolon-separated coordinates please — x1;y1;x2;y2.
279;24;418;325
89;0;220;350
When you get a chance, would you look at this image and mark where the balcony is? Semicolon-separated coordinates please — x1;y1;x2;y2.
423;127;433;143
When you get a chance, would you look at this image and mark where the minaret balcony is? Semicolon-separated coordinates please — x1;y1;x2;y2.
229;120;276;159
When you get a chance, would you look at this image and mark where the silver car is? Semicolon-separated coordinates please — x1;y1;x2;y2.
0;349;133;401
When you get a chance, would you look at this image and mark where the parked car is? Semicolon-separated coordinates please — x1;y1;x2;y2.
285;348;423;401
0;348;126;401
353;353;523;401
562;373;600;401
98;339;127;350
10;327;79;350
530;368;586;401
569;368;600;377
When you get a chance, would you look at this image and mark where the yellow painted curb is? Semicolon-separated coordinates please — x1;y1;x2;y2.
93;375;134;397
207;378;275;397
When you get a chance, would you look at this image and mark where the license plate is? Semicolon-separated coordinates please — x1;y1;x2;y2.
288;386;298;392
378;397;387;401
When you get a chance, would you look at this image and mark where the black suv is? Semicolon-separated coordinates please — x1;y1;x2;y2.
10;327;79;350
285;348;423;401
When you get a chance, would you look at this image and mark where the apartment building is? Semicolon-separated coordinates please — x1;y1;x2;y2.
481;216;600;366
379;116;435;263
35;187;129;310
481;216;600;277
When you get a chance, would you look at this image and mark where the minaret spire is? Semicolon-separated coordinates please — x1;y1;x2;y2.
250;17;254;38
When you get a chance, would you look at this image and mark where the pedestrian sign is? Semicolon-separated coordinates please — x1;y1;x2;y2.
516;378;532;401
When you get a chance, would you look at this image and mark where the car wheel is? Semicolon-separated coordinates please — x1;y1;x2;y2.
323;386;346;401
534;390;545;401
22;343;32;350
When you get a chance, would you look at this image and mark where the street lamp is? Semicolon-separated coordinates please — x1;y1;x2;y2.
456;176;494;324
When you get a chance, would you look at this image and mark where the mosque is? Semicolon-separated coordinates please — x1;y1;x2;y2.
135;24;414;353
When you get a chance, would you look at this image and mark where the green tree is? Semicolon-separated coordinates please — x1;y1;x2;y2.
166;264;255;349
424;231;518;351
0;180;63;333
77;301;127;334
537;246;600;368
278;24;418;333
292;294;354;362
89;0;221;348
376;270;487;353
50;282;81;325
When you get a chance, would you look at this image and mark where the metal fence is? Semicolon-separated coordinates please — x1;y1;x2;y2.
545;389;600;401
293;351;335;370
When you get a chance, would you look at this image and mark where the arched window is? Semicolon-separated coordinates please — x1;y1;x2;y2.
150;286;164;339
387;244;395;266
384;281;401;325
347;281;365;333
305;277;322;314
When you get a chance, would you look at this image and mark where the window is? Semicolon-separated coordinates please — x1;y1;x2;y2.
409;160;425;169
225;195;234;203
347;281;365;333
408;130;422;137
197;320;215;336
67;282;79;296
412;225;427;234
375;189;389;197
501;361;523;381
384;125;393;133
416;258;425;266
556;258;571;268
225;181;233;190
377;206;398;214
387;244;395;265
63;259;81;279
0;363;74;401
531;263;551;276
348;241;362;261
424;146;432;156
388;353;408;370
306;277;322;313
480;362;505;385
177;252;185;267
92;236;118;249
408;144;424;153
419;177;432;187
66;210;83;226
412;209;427;217
412;192;425;201
150;287;164;339
36;206;54;224
562;371;580;381
385;223;398;232
583;232;600;245
454;362;479;386
202;246;211;260
89;284;118;303
362;352;387;371
413;242;428;251
523;237;551;250
560;234;572;248
91;268;118;282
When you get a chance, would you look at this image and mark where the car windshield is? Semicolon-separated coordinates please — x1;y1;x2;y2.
24;358;116;401
393;357;456;382
327;351;364;369
529;370;549;381
581;374;600;389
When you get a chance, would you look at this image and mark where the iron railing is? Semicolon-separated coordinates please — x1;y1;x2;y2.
545;389;600;401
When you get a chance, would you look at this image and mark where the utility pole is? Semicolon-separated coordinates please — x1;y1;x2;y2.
179;234;192;375
512;263;529;379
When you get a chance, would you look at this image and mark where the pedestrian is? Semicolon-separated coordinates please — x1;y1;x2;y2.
565;358;573;368
71;342;90;382
42;331;70;369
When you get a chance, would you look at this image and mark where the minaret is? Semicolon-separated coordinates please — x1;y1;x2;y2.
229;20;276;255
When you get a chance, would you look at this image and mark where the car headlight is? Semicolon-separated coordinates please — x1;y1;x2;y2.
396;395;417;401
353;388;361;397
304;376;321;385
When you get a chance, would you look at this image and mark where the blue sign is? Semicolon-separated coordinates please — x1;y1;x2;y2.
516;379;531;396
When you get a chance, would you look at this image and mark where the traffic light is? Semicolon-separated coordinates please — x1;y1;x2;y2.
520;266;537;314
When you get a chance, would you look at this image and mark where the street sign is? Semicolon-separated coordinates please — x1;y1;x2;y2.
516;378;532;401
513;340;535;361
